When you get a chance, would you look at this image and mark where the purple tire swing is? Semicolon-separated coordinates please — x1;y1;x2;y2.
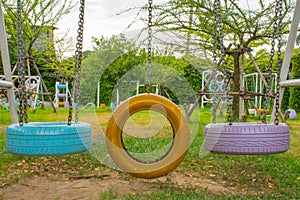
204;0;290;155
204;123;290;155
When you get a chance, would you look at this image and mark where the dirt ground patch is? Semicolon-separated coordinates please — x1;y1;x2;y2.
0;126;6;133
0;172;235;200
0;113;237;199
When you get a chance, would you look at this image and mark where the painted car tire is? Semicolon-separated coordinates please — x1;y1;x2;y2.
6;122;92;155
106;93;190;179
204;122;290;155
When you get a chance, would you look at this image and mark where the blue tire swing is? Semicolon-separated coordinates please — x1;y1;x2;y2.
6;0;92;156
105;0;190;179
204;0;290;155
6;122;92;155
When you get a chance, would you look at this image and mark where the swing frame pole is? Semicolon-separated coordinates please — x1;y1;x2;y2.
271;0;300;122
0;1;18;124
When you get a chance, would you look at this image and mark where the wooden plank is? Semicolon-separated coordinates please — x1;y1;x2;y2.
247;52;269;88
280;79;300;87
31;59;57;112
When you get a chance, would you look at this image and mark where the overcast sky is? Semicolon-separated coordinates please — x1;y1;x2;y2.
55;0;266;55
56;0;168;53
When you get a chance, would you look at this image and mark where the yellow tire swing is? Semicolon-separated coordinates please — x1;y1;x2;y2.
106;0;190;179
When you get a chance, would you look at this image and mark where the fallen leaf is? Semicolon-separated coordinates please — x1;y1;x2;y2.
209;174;216;178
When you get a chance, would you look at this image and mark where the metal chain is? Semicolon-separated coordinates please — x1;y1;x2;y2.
262;0;281;123
68;0;85;125
274;0;283;125
217;0;231;125
17;0;28;125
213;0;231;124
147;0;153;93
212;0;219;123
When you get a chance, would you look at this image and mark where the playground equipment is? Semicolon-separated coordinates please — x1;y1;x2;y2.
285;109;297;119
204;0;290;155
54;82;69;108
243;72;277;115
275;0;300;111
0;3;18;123
0;80;13;109
0;80;13;88
201;69;231;111
201;69;278;117
97;80;140;109
0;75;41;110
3;0;92;155
106;94;189;178
106;0;190;178
111;80;159;108
116;80;140;107
1;0;299;178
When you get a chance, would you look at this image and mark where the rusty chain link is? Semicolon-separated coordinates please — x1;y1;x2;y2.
213;0;231;124
212;0;219;123
17;0;28;126
68;0;85;125
274;0;283;125
217;1;231;125
262;0;283;124
147;0;153;93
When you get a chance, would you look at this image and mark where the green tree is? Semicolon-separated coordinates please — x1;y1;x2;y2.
289;48;300;112
143;0;293;120
1;0;75;102
80;34;205;110
2;0;74;56
1;0;74;72
80;34;140;105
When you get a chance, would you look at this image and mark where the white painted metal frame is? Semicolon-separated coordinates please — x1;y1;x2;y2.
271;0;300;122
280;79;300;87
0;80;13;88
0;1;18;123
0;75;41;110
201;69;223;108
54;81;69;108
243;72;277;111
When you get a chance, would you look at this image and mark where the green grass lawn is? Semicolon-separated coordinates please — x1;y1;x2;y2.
0;106;299;199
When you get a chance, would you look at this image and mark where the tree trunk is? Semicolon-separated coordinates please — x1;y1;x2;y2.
232;52;240;120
